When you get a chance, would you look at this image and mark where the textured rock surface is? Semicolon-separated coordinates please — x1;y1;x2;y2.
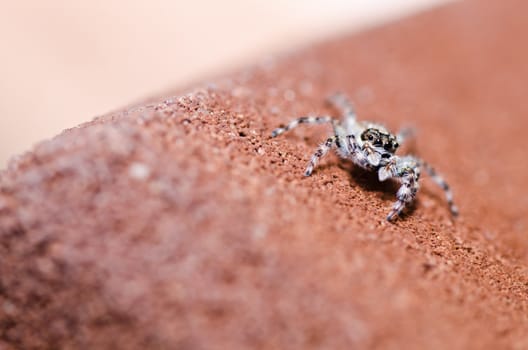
1;0;528;349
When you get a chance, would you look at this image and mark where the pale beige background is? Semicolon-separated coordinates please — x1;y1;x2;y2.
0;0;448;167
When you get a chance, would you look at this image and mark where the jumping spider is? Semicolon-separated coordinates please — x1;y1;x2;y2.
271;93;458;221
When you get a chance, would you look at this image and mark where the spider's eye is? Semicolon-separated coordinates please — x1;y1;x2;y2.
367;135;374;141
394;142;399;148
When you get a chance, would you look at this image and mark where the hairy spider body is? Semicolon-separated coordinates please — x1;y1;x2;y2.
271;93;458;221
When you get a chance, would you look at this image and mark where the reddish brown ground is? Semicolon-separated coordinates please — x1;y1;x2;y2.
1;0;528;349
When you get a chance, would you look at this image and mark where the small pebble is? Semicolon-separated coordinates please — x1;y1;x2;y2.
129;162;151;180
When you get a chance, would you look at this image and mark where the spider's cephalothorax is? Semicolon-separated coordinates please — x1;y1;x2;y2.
360;128;399;153
270;93;458;221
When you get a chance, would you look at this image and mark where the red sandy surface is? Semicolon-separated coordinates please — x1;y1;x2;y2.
1;0;528;349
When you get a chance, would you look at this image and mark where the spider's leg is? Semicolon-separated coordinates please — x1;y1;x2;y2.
327;93;356;124
271;116;335;138
304;136;338;176
340;134;359;157
421;161;459;216
396;127;415;146
379;156;421;221
345;135;373;169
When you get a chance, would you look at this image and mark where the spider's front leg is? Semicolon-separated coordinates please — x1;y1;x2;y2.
304;136;336;176
304;133;352;176
379;156;421;221
379;155;459;221
421;161;459;216
270;115;335;138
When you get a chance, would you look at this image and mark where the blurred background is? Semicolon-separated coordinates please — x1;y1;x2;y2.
0;0;449;168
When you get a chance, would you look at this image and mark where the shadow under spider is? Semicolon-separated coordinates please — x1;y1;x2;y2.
333;160;419;220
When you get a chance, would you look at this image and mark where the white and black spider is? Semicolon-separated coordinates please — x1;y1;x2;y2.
271;93;458;221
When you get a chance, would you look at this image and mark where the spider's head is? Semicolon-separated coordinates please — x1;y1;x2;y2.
360;128;399;154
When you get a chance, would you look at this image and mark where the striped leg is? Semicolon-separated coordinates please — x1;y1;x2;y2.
304;137;336;176
421;162;459;216
335;134;359;159
386;161;420;221
271;116;334;138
